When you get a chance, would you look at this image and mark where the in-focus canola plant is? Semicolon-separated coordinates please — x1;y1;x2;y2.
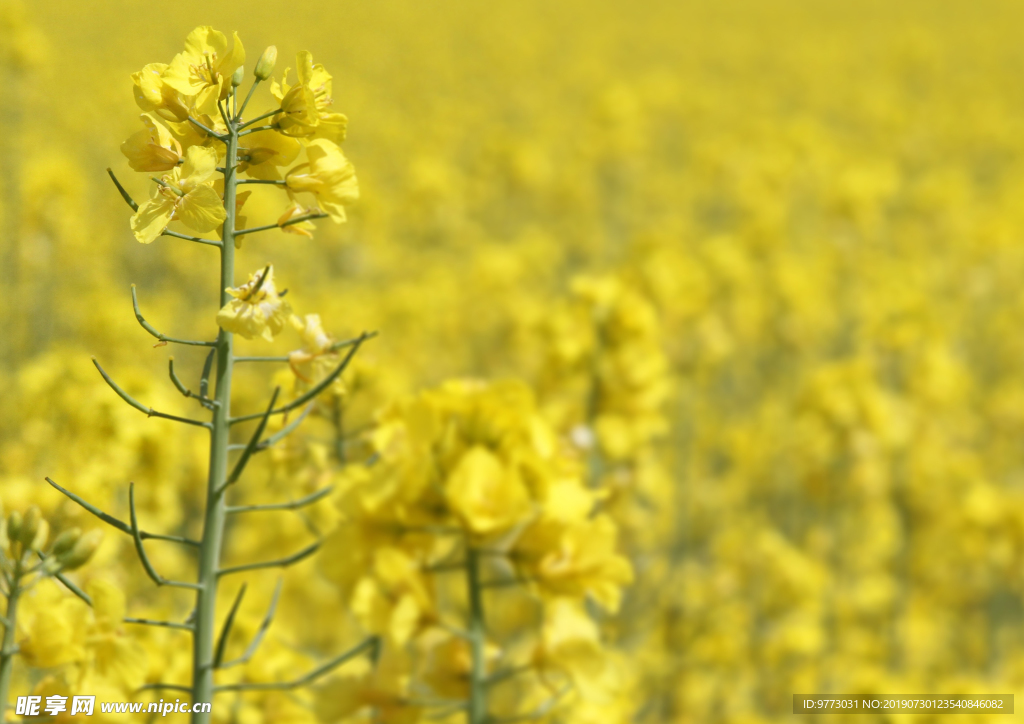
42;26;379;724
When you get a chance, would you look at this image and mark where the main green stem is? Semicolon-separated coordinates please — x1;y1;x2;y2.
466;546;487;724
0;571;21;724
192;119;239;723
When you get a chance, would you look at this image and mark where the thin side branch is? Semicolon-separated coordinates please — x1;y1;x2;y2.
234;80;262;122
479;576;535;589
199;349;216;400
219;578;282;669
94;358;211;428
216;99;232;133
162;229;223;248
46;477;200;547
213;583;247;668
226;485;333;514
107;168;139;211
425;703;471;720
329;333;378;353
438;623;473;641
236;213;328;237
214;635;380;692
237;125;278;137
129;484;203;590
260;405;315;449
217;540;321;577
486;686;571;723
230;332;375;425
408;699;469;711
169;358;216;409
216;388;280;495
51;566;92;606
125;617;194;632
233;336;368;364
484;664;534;688
132;285;217;347
188;116;227;140
238;107;280;129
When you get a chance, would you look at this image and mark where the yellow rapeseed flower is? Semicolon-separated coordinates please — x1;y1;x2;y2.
237;128;301;180
120;113;183;172
161;26;245;116
216;265;292;341
130;145;226;243
285;139;359;223
270;51;348;141
131;62;191;122
445;445;533;535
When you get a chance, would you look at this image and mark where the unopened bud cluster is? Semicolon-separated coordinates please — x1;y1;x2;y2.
1;504;101;576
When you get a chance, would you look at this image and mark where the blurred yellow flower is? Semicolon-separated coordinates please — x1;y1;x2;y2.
516;514;633;612
445;445;533;535
276;202;317;237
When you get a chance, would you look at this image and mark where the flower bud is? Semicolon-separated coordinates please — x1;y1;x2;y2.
155;108;183;123
254;46;277;81
30;520;49;552
231;65;245;87
51;527;82;557
4;507;20;544
17;506;40;547
58;529;103;571
6;511;21;543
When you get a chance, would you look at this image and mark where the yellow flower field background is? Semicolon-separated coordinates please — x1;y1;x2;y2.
2;0;1024;722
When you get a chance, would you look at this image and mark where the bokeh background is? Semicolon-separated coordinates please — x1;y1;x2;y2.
3;0;1024;721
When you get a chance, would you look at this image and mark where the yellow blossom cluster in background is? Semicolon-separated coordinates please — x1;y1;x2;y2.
2;0;1024;722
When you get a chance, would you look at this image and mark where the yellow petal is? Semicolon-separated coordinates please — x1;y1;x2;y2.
181;145;219;186
132;63;169;109
220;31;246;76
161;53;203;96
183;25;228;60
120;114;180;172
178;185;227;232
130;198;174;244
194;82;222;117
445;446;532;534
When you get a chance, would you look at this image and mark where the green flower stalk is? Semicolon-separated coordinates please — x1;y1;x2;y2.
47;26;373;724
465;546;487;724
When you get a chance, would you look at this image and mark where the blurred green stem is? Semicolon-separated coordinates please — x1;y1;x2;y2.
0;565;21;724
466;546;487;724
